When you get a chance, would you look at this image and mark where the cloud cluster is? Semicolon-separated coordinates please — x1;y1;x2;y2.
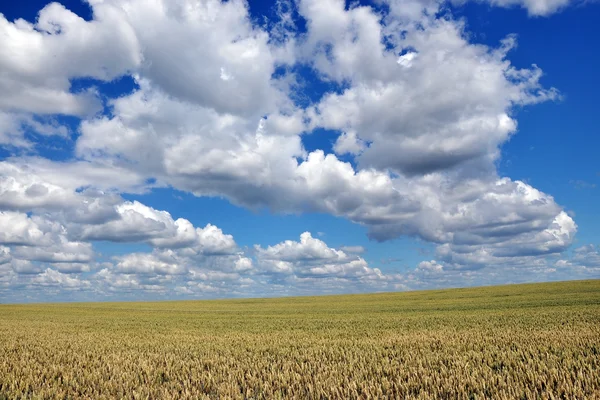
458;0;574;16
0;211;93;270
255;232;384;279
0;0;594;301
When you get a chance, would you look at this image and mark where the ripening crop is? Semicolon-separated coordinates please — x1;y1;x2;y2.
1;280;599;399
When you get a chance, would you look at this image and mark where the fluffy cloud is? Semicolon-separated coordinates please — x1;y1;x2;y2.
0;1;141;147
0;0;591;301
385;0;575;19
0;158;146;218
0;210;97;301
83;231;395;298
454;0;574;16
571;245;600;267
31;268;91;289
92;245;254;298
77;201;187;243
417;260;444;273
298;0;395;82
94;268;167;294
305;11;557;176
68;0;572;260
104;0;284;115
255;232;387;283
257;231;351;263
0;211;93;266
554;245;600;277
115;251;187;275
78;199;239;254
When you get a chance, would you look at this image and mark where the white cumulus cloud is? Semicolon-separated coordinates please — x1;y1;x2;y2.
0;0;591;301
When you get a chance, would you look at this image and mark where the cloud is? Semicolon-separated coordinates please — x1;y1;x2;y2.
417;260;444;273
385;0;576;18
464;0;574;16
256;231;351;263
51;263;91;274
339;246;366;254
87;231;397;298
0;158;147;217
77;201;188;243
115;251;187;275
333;131;367;156
0;211;94;267
572;245;600;267
255;232;387;283
0;1;141;147
32;268;91;289
8;259;43;275
110;0;285;116
65;0;572;263
94;268;167;294
0;0;591;301
307;21;557;176
555;245;600;273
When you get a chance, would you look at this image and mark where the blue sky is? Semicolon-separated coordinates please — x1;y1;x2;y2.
0;0;598;303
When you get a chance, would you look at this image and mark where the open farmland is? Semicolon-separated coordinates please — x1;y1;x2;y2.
1;280;599;399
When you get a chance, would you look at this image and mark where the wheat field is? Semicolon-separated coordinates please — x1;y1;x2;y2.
1;280;599;399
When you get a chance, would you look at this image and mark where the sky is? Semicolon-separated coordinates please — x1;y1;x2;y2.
0;0;598;303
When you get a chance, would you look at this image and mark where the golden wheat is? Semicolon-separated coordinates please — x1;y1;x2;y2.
1;280;599;399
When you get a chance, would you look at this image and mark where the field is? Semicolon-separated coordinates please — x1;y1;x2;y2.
1;280;599;399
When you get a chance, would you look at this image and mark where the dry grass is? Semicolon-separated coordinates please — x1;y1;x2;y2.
1;280;599;399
